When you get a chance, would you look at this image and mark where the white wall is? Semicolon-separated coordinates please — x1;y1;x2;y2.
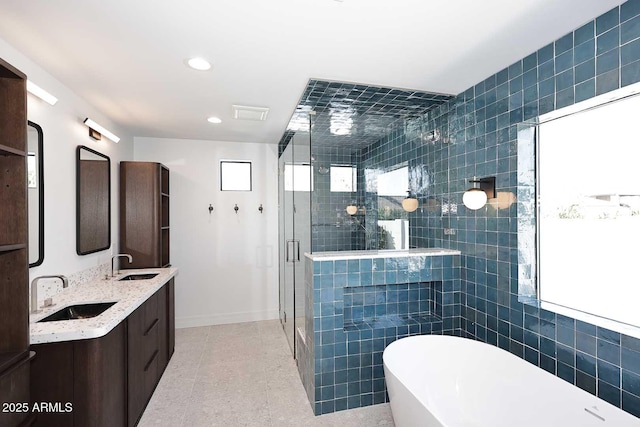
0;37;134;282
134;137;279;327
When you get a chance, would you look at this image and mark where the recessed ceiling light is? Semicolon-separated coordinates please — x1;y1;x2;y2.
186;57;212;71
207;116;222;124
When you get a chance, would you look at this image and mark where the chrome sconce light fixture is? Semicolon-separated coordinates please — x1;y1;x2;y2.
462;176;495;210
401;191;419;213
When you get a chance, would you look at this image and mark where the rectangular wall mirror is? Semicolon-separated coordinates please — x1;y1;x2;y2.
76;145;111;255
28;121;44;267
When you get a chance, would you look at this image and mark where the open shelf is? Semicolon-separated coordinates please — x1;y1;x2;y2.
0;243;27;253
0;143;25;157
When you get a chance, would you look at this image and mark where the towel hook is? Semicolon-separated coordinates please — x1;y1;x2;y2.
208;204;214;214
258;204;264;214
234;204;239;214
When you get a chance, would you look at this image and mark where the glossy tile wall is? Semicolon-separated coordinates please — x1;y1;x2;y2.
413;0;640;418
311;147;362;252
298;252;460;415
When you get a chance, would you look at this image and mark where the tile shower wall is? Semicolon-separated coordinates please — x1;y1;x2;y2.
297;253;460;415
312;147;362;252
411;0;640;418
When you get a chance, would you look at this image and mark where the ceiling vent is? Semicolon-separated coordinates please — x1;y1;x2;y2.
232;105;269;121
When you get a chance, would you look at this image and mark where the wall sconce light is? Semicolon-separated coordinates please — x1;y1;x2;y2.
346;204;358;215
462;176;496;210
26;80;58;105
401;191;419;213
83;118;120;143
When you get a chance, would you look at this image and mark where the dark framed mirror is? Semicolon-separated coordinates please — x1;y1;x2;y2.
76;145;111;255
28;121;44;267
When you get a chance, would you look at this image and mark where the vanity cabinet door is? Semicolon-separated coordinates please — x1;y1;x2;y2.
127;288;161;426
30;323;126;427
157;284;168;374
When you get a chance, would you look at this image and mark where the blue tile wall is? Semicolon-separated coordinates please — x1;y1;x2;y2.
295;0;640;420
297;253;460;415
417;0;640;419
311;146;363;252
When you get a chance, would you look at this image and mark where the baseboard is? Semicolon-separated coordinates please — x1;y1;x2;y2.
175;309;279;329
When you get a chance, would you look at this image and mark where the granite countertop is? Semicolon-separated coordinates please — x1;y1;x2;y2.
29;267;178;344
304;248;461;261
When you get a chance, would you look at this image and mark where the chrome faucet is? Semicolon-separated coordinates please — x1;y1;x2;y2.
31;275;69;314
112;254;133;277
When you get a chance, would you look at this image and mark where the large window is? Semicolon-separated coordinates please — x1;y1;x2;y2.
536;83;640;332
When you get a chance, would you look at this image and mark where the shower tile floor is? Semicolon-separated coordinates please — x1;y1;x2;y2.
139;320;395;427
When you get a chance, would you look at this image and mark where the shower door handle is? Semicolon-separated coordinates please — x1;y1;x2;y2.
286;240;295;263
295;240;301;262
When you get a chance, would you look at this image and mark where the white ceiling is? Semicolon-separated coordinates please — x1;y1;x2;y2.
0;0;625;144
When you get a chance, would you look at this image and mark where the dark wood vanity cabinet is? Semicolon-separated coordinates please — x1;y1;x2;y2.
0;58;34;427
128;278;175;425
120;162;170;268
30;323;127;427
30;279;175;427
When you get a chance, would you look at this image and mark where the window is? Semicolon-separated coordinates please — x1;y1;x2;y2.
220;161;251;191
534;82;640;334
284;163;313;192
330;165;357;192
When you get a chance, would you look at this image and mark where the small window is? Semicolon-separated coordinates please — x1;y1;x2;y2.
220;161;252;191
284;164;313;192
330;165;357;192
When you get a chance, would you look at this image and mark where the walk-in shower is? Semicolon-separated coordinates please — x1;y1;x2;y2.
277;79;453;356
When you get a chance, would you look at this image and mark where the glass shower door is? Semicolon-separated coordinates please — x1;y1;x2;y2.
279;127;311;358
279;141;295;354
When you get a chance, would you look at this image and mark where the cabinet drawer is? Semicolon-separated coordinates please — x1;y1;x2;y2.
0;352;34;427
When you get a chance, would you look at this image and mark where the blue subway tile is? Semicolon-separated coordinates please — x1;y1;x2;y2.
597;48;620;75
598;380;621;407
557;361;575;384
555;33;574;55
555;49;574;73
623;369;640;397
622;348;640;375
596;7;620;35
623;391;640;417
597;27;620;55
575;59;595;83
622;38;640;65
622;0;640;22
622;59;640;86
555;69;574;92
576;370;597;394
598;339;621;365
621;15;640;43
598;359;621;387
577;351;597;376
596;68;620;95
574;39;596;65
575;21;595;45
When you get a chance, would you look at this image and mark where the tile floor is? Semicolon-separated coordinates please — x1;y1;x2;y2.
139;320;396;427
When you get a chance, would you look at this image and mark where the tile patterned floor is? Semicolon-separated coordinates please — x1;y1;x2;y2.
139;320;395;427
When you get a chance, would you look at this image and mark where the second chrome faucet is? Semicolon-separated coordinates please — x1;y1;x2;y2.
112;253;133;277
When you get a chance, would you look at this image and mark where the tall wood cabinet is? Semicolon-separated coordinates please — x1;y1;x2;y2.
119;162;170;268
0;58;35;427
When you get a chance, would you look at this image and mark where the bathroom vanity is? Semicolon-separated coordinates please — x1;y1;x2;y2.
29;268;177;427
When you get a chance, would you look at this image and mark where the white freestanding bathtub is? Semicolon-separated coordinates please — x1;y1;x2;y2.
383;335;640;427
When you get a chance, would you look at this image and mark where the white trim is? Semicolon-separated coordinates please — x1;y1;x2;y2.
538;300;640;340
175;309;279;329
